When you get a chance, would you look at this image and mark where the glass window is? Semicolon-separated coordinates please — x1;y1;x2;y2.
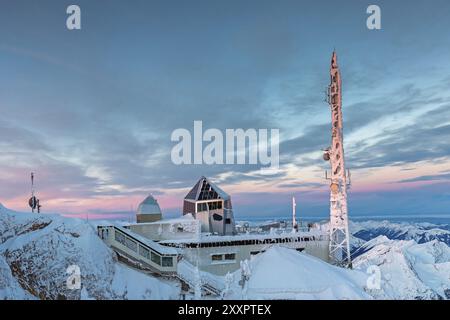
151;252;161;265
218;202;222;209
162;257;173;267
115;231;125;244
224;253;236;260
213;213;223;221
211;254;223;261
139;246;150;259
125;238;137;252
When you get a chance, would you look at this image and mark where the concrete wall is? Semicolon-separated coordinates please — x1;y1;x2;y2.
181;240;329;276
136;213;162;223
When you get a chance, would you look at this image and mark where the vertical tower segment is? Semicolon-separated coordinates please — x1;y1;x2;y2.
324;51;352;267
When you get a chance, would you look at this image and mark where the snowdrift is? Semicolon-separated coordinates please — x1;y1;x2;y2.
225;240;450;300
226;246;371;300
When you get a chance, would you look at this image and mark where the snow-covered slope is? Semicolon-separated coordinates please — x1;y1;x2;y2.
224;246;371;300
0;255;35;299
0;203;179;300
353;236;450;299
223;241;450;300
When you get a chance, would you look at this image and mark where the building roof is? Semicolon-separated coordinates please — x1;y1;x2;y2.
137;194;162;215
184;176;230;201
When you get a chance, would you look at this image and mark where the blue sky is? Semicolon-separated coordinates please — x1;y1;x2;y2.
1;0;450;219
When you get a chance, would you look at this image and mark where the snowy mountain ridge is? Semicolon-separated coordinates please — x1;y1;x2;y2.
353;236;450;299
1;203;449;300
350;220;450;246
0;203;179;300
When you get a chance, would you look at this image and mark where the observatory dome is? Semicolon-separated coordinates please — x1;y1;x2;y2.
136;195;162;223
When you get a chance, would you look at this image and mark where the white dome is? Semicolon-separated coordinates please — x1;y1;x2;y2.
137;195;162;216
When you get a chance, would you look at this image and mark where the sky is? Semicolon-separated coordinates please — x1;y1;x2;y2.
1;0;450;220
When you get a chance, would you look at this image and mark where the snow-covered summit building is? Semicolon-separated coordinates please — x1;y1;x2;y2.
183;176;236;235
136;194;162;223
99;177;330;276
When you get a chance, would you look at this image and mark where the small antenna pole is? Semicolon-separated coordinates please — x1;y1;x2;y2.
31;172;34;197
292;196;298;232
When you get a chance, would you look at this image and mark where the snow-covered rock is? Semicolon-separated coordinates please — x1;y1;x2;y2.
0;203;179;300
0;255;35;300
350;234;366;254
353;236;450;299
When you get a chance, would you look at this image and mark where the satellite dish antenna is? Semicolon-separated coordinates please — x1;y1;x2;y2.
28;172;41;213
28;196;37;210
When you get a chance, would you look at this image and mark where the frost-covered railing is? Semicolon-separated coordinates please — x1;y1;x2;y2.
177;260;224;295
160;231;329;248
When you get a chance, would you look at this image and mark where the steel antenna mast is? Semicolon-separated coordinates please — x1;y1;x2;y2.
323;51;352;268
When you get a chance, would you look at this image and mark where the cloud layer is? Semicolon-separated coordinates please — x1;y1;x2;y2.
1;0;450;218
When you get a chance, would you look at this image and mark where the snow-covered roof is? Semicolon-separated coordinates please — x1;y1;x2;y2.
137;195;162;216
